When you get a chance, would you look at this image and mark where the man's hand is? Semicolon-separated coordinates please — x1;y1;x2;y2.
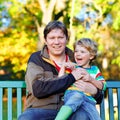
71;67;84;80
79;70;93;82
71;67;92;81
74;80;97;96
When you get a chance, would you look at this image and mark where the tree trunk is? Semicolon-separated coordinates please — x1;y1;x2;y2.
37;0;57;49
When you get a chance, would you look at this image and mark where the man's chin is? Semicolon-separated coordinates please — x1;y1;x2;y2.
53;52;64;56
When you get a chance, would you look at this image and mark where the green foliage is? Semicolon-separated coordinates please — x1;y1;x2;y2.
0;30;37;80
0;0;120;80
71;0;120;79
112;50;120;67
0;0;39;80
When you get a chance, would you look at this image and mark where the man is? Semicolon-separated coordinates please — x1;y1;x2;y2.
18;21;103;120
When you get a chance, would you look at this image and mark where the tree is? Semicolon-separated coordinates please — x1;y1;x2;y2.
71;0;120;79
0;0;120;80
0;0;71;80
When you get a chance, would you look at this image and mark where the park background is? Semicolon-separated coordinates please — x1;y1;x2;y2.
0;0;120;119
0;0;120;81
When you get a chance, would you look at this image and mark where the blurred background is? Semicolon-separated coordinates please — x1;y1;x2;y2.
0;0;120;81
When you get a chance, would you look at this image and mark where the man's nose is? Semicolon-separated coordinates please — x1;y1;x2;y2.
54;38;59;43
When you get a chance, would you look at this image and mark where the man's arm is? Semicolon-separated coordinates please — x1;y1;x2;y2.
74;80;103;104
74;80;97;95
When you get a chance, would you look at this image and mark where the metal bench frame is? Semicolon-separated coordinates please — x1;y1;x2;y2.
100;81;120;120
0;81;26;120
0;80;120;120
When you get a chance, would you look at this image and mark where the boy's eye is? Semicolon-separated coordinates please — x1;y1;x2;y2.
74;51;79;53
75;50;84;53
81;51;85;53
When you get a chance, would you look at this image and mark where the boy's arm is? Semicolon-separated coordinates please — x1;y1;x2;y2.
89;76;104;90
89;66;106;91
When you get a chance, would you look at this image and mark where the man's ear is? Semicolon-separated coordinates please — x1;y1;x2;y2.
90;55;94;60
44;40;47;45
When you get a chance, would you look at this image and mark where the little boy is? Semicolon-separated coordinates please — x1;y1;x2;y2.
55;38;106;120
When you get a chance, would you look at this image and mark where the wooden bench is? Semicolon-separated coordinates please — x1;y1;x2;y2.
0;81;26;120
100;80;120;120
0;80;120;120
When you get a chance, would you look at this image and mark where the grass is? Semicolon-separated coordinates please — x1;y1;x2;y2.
105;107;118;120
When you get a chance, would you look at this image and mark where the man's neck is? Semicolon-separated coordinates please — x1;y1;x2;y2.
50;54;66;63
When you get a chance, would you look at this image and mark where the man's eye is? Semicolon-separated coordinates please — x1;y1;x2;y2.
49;37;55;40
50;37;54;39
59;37;64;38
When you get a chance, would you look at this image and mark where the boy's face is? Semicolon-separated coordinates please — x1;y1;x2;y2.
74;45;94;68
45;28;67;58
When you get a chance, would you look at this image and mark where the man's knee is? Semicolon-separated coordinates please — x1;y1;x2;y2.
18;113;33;120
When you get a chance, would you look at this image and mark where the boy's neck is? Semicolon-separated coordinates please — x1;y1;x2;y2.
77;65;91;69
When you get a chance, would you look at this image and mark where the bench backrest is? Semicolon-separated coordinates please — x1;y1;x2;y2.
0;81;26;120
100;81;120;120
0;80;120;120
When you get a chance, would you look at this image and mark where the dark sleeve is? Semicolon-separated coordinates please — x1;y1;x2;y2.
94;89;104;104
32;74;75;98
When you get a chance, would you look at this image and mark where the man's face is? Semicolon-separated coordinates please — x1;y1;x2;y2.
45;28;67;58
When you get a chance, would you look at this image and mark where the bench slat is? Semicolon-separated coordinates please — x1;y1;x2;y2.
0;88;3;120
117;88;120;120
8;88;12;120
17;88;22;118
108;88;114;120
100;98;105;120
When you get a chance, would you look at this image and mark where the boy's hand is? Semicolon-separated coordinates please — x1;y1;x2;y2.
63;62;77;70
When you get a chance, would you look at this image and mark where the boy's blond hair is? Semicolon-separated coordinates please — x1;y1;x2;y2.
74;38;98;61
